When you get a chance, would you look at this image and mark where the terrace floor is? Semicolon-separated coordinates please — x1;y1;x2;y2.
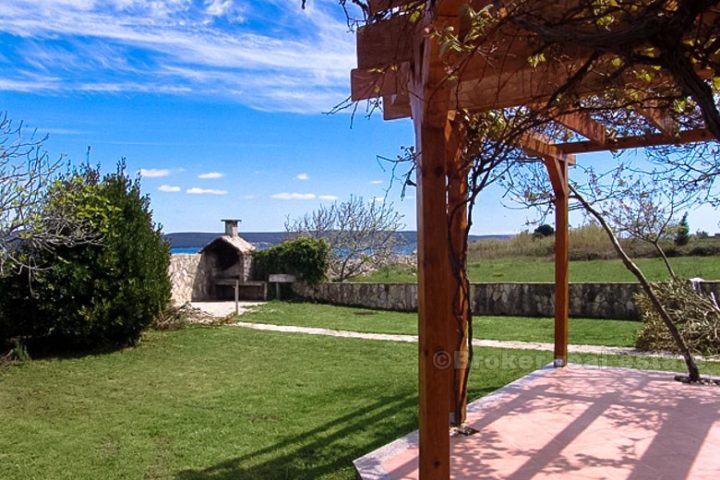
355;364;720;479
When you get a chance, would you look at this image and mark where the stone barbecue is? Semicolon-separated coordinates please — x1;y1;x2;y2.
168;219;267;304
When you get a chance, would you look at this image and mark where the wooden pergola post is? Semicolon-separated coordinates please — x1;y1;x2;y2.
520;136;574;366
544;156;570;366
408;10;462;478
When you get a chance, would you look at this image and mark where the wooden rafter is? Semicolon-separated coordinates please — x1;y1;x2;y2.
634;106;679;136
555;128;714;154
353;55;690;118
542;110;608;145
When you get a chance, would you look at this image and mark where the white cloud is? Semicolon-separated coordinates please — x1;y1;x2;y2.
204;0;243;20
370;180;383;184
241;194;256;200
374;196;385;203
318;194;338;201
296;172;309;181
271;192;316;200
41;127;87;135
158;184;181;192
186;187;228;195
0;1;355;112
139;168;171;177
198;171;224;179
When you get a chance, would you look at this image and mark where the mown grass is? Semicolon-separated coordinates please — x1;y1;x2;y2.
357;256;720;283
243;302;640;347
1;323;718;479
0;326;546;480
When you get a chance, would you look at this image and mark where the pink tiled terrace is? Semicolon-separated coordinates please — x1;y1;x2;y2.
355;365;720;479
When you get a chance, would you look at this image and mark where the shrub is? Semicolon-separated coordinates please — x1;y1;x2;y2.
635;280;720;356
674;213;690;246
533;224;555;238
0;163;171;349
253;237;328;285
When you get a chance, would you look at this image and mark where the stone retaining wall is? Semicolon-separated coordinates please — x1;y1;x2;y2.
292;281;720;320
168;254;213;304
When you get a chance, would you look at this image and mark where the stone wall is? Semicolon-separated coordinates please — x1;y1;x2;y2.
169;253;259;304
292;281;720;320
168;254;213;305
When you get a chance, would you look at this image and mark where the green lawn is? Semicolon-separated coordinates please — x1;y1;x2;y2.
357;256;720;283
245;302;641;347
1;325;718;479
0;327;548;480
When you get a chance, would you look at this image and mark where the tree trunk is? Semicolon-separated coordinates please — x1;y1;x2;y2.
652;240;678;280
571;185;700;381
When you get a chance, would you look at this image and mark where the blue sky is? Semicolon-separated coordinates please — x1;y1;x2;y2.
0;0;717;234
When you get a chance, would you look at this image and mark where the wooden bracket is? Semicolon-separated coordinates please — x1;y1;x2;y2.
520;134;577;167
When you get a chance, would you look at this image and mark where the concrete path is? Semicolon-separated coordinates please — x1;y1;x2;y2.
191;301;265;317
232;321;719;362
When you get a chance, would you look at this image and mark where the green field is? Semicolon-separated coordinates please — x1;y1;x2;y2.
244;302;641;347
356;256;720;283
2;321;717;480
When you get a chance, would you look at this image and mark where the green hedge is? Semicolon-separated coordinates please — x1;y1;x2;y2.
253;237;328;285
0;164;171;350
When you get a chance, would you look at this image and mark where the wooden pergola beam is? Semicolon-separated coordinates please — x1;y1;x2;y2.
352;5;713;112
520;134;577;165
356;14;416;69
354;55;668;117
555;128;715;154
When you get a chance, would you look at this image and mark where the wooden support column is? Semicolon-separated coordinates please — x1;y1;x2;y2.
409;11;460;479
412;118;454;480
446;117;470;426
544;157;570;367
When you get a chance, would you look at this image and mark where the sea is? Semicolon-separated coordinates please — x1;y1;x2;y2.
169;241;417;255
165;231;506;255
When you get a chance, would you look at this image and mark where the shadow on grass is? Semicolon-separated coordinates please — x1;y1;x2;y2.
0;334;140;364
175;393;416;480
174;382;506;480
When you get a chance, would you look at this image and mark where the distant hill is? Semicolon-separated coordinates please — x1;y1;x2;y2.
164;232;289;251
163;231;509;252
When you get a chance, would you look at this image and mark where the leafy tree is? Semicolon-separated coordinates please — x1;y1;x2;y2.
533;224;554;238
675;213;690;246
0;114;96;276
0;162;171;349
285;196;404;282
